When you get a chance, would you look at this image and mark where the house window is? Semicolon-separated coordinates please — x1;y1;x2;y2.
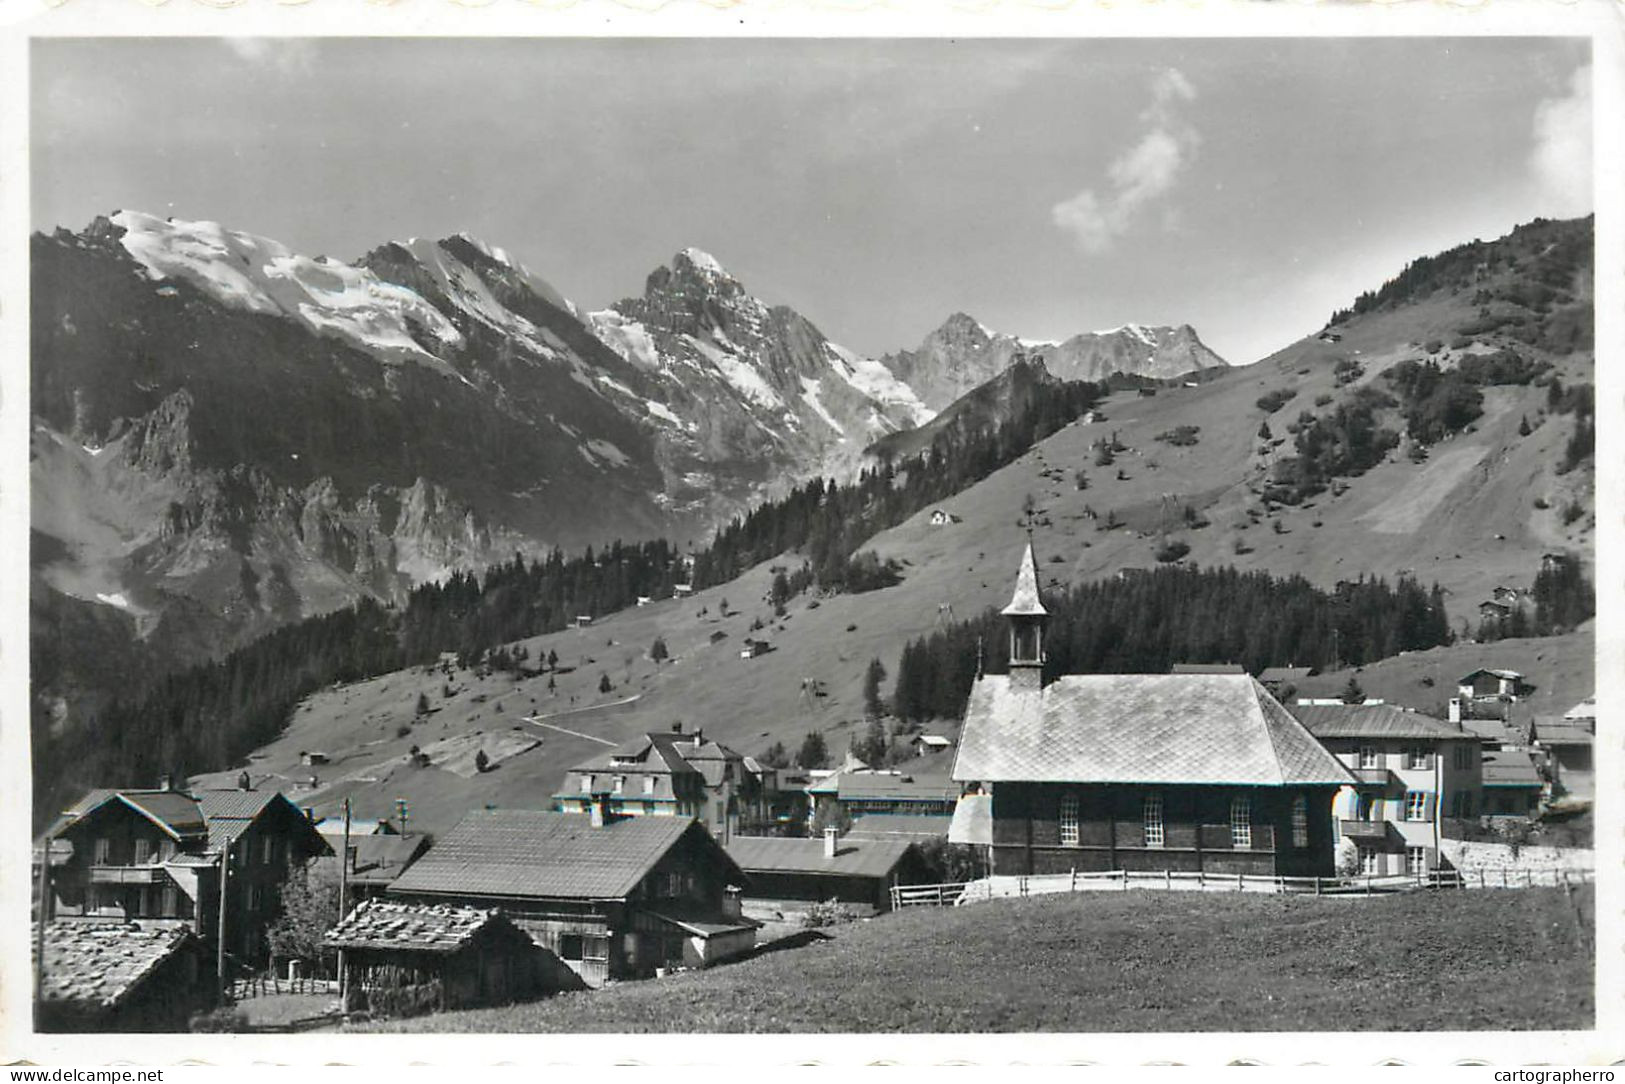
581;775;594;793
642;776;655;795
1407;846;1428;876
1059;794;1080;846
1407;747;1431;770
614;775;625;794
162;885;180;917
643;801;657;815
1229;795;1252;849
93;837;111;865
1142;793;1164;848
666;871;686;897
1405;791;1429;822
132;837;151;864
584;936;610;963
559;934;584;961
1358;746;1380;769
1291;794;1310;848
1355;794;1374;821
1453;745;1474;770
1358;846;1380;876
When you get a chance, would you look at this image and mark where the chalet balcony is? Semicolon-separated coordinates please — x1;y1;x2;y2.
1351;767;1396;788
1338;820;1399;844
88;865;166;885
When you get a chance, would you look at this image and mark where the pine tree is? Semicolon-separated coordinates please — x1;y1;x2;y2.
650;637;669;664
862;657;888;719
415;692;430;716
797;731;830;770
266;860;341;973
1517;414;1532;437
1341;676;1366;704
599;673;613;695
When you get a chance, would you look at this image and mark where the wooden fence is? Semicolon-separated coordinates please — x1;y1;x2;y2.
229;975;340;1000
890;865;1594;909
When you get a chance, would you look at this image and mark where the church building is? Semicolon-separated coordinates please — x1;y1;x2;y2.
950;544;1352;878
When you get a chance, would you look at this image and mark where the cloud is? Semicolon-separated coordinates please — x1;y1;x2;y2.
1530;64;1592;217
1052;68;1200;254
222;38;317;76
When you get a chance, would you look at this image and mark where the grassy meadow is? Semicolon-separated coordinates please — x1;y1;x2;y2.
361;885;1593;1033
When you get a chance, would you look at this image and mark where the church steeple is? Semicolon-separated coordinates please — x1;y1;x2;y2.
1002;541;1048;691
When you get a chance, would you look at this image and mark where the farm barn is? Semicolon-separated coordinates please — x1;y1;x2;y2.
36;921;214;1032
326;901;582;1019
387;804;757;986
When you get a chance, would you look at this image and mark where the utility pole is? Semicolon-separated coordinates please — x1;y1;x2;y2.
34;831;53;1026
396;797;410;838
216;840;230;996
337;798;351;998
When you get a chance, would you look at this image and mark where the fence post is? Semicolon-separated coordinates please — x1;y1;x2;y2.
1070;868;1077;893
1166;869;1172;891
1238;873;1244;892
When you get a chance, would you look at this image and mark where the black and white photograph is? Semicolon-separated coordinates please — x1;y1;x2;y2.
3;6;1619;1070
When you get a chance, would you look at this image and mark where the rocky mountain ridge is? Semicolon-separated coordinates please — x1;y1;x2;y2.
881;312;1229;413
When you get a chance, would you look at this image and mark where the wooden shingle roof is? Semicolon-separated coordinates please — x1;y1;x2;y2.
37;921;197;1009
953;674;1352;787
324;900;509;953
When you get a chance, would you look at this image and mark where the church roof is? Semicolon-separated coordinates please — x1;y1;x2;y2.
1000;542;1048;617
953;673;1351;787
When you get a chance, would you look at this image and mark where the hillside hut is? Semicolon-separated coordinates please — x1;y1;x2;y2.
326;900;581;1019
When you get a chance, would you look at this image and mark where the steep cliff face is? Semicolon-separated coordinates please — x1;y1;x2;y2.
589;249;932;507
881;313;1229;413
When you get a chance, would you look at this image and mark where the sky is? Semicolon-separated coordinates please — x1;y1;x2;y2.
32;36;1593;366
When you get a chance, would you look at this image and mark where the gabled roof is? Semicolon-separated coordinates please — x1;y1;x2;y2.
1291;703;1471;741
317;835;431;887
1001;543;1048;617
388;809;741;901
727;835;915;879
38;921;199;1009
954;674;1352;787
195;789;283;821
1461;668;1524;681
324;900;512;953
574;733;703;777
61;790;208;842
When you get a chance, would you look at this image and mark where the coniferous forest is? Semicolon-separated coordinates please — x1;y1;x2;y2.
32;376;1108;827
891;565;1454;722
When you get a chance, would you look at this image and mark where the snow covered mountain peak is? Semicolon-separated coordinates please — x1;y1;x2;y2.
676;247;730;280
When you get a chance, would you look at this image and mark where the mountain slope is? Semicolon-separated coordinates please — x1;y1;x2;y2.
880;313;1228;413
183;217;1593;835
30;217;938;724
589;248;931;504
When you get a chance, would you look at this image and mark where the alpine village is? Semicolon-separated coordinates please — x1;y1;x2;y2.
29;211;1596;1035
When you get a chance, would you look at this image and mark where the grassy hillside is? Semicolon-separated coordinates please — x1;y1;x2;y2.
361;886;1593;1032
194;222;1595;835
1294;627;1593;715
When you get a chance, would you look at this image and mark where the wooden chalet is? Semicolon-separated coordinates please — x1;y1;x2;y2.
325;900;584;1019
387;805;757;986
726;831;927;915
39;783;330;967
1458;668;1530;702
950;544;1353;879
36;921;215;1032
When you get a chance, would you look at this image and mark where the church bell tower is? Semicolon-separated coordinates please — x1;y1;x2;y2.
1002;541;1048;692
